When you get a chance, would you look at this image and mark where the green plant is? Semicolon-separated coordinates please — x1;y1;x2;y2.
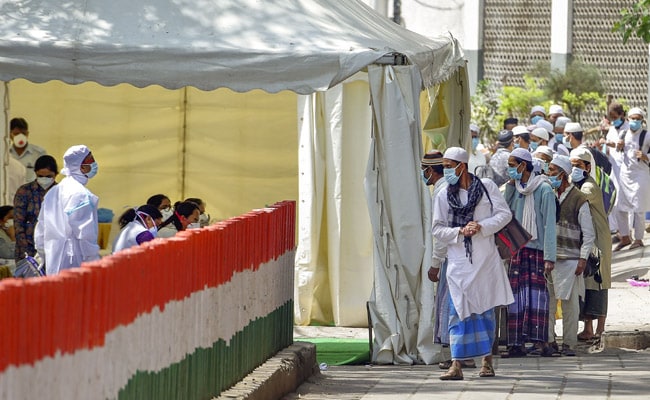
470;79;501;142
613;0;650;44
498;76;548;123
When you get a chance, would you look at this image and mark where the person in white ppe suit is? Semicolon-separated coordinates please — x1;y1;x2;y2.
35;145;100;275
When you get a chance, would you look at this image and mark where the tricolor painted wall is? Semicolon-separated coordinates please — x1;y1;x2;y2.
0;201;295;400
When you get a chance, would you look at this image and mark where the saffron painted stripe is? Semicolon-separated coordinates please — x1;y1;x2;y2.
0;252;294;400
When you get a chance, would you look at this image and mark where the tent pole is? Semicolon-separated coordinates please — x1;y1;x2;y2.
180;87;188;200
1;82;8;204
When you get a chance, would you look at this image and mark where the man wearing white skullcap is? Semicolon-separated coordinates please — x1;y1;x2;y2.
533;145;554;174
433;147;513;380
569;148;612;343
613;106;650;251
530;127;550;153
530;106;546;125
512;126;531;151
35;145;100;275
548;104;565;125
546;154;595;356
502;147;557;357
549;117;571;156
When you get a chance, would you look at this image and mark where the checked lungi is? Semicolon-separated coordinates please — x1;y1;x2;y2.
506;247;550;346
448;296;495;359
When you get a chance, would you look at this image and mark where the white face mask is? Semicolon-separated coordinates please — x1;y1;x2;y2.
4;219;13;229
187;222;201;230
12;133;28;148
160;208;174;221
36;176;55;190
199;213;210;226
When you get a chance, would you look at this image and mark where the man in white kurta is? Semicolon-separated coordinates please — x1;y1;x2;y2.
546;155;595;355
433;147;513;380
614;107;650;250
35;145;100;275
599;102;628;234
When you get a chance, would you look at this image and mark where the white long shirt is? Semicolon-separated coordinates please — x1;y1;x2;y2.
617;127;650;212
432;178;514;320
35;175;100;275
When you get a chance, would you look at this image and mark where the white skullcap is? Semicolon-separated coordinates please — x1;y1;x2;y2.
526;124;537;132
61;145;90;176
533;145;554;159
628;107;646;119
531;127;550;141
530;105;546;115
532;158;543;174
510;147;533;163
469;123;479;133
512;126;529;136
549;104;564;115
536;119;554;134
564;122;583;133
551;154;572;174
555;116;571;129
570;147;593;164
443;147;469;163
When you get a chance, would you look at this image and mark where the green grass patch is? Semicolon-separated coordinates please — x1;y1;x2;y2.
305;338;370;366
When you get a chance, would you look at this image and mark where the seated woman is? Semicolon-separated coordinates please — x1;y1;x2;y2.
157;201;200;238
184;197;210;227
112;205;162;253
147;193;173;221
0;206;16;267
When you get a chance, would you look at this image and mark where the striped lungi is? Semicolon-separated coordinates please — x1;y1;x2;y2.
506;247;549;346
448;296;495;359
433;259;450;345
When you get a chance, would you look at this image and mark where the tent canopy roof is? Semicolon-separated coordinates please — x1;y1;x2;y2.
0;0;464;94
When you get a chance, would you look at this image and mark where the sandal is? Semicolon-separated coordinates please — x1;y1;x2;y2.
478;361;495;378
561;345;576;357
500;346;527;358
614;238;632;251
577;333;596;342
629;241;644;250
439;365;463;381
438;359;476;369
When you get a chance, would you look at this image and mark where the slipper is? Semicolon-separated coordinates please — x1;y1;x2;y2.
561;345;576;357
439;359;476;369
439;365;463;381
577;333;596;342
478;361;495;378
500;346;527;358
614;240;631;251
629;241;644;250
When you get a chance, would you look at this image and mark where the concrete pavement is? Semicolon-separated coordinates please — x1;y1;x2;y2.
221;231;650;399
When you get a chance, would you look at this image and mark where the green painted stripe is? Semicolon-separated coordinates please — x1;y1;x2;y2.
117;301;293;400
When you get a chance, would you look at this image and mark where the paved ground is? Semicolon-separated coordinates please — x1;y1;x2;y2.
282;230;650;399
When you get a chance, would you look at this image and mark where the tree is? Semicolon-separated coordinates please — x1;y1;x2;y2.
613;0;650;44
470;79;501;142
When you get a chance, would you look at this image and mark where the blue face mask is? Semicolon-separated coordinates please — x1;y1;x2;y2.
542;162;549;174
529;141;539;151
420;169;429;185
443;164;461;185
613;118;624;128
514;143;520;149
531;115;543;125
83;162;99;179
472;137;479;150
570;167;587;183
507;163;523;180
549;174;562;188
629;119;642;132
563;136;572;150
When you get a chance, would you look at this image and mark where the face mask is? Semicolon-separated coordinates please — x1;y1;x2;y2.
420;169;430;185
507;163;523;180
472;137;479;150
529;141;539;151
570;167;587;183
549;174;562;189
160;208;174;221
148;222;158;237
4;219;13;229
629;120;642;131
36;176;54;190
555;132;564;140
443;164;461;186
12;133;28;148
613;118;624;128
563;136;572;149
531;115;543;125
187;222;201;230
137;212;158;237
199;213;210;226
83;162;99;179
514;143;520;149
542;162;549;174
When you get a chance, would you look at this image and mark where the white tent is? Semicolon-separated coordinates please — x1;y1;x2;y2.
0;0;469;364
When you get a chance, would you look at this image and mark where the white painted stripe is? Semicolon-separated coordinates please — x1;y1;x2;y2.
0;251;294;400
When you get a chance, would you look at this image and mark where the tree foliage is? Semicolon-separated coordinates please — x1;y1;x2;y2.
613;0;650;44
470;80;501;142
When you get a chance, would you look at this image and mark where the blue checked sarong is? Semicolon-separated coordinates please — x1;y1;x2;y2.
448;296;495;359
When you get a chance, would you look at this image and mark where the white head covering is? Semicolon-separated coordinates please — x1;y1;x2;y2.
570;147;593;164
531;127;550;141
551;154;572;174
530;105;546;116
510;147;533;163
533;145;554;159
469;123;479;133
536;119;554;134
443;147;469;163
564;122;583;133
61;145;90;176
512;126;529;136
628;107;646;119
532;158;543;174
549;104;564;115
555;116;571;130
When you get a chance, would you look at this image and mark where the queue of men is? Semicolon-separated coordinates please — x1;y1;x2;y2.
423;103;650;380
